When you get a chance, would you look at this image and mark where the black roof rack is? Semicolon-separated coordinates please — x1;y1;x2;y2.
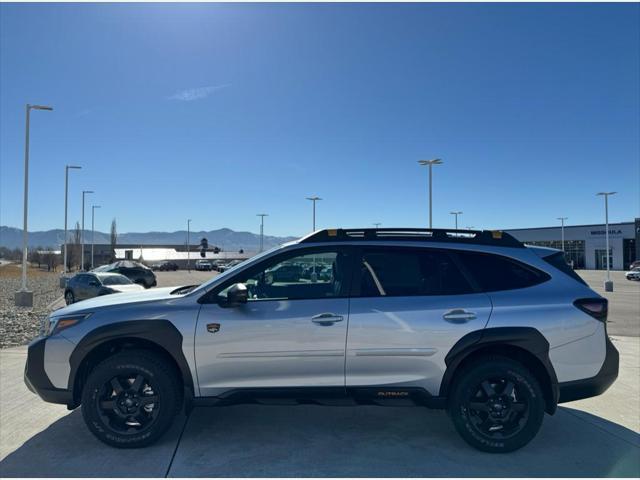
299;228;524;248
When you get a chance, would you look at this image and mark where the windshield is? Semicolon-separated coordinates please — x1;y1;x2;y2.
190;245;283;294
100;274;133;285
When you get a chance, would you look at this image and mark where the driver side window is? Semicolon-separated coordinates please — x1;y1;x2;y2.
219;250;348;301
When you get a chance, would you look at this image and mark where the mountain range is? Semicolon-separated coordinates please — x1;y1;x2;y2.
0;226;296;252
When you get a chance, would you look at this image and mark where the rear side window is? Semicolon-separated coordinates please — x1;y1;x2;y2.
358;248;474;297
542;252;588;286
457;251;550;292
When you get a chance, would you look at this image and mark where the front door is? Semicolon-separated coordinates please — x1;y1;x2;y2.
195;247;354;396
345;246;492;396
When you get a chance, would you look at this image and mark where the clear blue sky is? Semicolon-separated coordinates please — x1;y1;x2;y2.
1;3;638;238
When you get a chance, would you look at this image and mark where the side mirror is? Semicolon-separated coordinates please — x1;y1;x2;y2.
223;283;248;307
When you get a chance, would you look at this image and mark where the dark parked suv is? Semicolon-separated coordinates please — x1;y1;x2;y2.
93;261;157;288
151;261;179;271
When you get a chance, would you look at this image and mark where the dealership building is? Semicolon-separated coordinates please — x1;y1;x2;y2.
505;219;639;271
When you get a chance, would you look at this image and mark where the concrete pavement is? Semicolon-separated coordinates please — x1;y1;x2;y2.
1;336;637;477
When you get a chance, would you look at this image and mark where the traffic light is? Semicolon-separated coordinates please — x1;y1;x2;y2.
200;238;208;258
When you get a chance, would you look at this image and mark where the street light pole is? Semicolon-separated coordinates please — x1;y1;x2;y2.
257;214;268;252
597;192;617;291
63;165;81;275
16;104;53;307
418;158;443;228
557;217;568;253
306;196;322;231
91;205;101;269
81;190;94;271
187;219;192;272
373;222;382;228
450;211;463;230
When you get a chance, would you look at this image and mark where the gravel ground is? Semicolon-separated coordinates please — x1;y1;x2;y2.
0;264;61;349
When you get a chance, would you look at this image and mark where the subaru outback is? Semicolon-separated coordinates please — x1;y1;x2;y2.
25;228;618;453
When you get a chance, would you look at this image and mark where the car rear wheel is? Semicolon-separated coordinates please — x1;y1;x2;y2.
448;356;545;453
81;351;181;448
64;290;75;305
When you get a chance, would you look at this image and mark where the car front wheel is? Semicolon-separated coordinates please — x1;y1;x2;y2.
81;351;181;448
64;290;75;305
448;356;545;453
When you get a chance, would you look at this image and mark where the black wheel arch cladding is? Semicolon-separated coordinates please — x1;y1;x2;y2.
440;326;560;413
68;319;194;405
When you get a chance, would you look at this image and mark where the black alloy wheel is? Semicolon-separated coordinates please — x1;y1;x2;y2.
465;377;529;440
448;357;545;453
96;373;160;435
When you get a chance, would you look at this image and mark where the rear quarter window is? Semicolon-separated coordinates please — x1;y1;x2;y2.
457;251;550;292
542;251;588;286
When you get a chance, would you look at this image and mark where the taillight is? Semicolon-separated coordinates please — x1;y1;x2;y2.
573;298;608;322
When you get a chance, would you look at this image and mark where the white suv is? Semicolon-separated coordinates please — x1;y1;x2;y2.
25;228;618;452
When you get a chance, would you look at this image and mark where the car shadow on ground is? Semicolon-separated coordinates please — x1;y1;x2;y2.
0;405;638;478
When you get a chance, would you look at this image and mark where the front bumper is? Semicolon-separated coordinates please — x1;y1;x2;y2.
24;336;73;406
558;335;619;403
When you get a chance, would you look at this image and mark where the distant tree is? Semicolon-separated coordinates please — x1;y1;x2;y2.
69;222;81;270
0;246;20;261
43;251;60;272
110;218;117;262
29;247;43;268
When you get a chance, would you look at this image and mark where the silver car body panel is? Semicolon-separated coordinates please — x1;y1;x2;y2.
346;292;492;394
195;298;349;396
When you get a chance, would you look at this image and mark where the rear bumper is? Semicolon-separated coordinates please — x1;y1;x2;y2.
24;337;73;406
558;335;619;403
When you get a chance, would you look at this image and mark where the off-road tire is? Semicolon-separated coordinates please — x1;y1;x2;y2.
81;351;180;448
64;290;75;305
448;356;545;453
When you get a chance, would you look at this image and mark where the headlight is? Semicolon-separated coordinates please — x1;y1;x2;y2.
43;313;92;336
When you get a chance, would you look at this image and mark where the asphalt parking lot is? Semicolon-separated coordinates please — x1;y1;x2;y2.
0;270;638;477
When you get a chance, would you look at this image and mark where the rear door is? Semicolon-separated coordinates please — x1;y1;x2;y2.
74;274;94;300
345;246;492;396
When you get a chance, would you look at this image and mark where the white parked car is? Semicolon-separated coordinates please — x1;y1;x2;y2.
64;272;145;304
625;267;640;281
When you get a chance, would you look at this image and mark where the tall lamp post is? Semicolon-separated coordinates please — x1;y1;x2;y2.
257;214;268;252
81;190;94;271
418;158;443;228
91;205;101;269
187;219;192;272
597;192;617;292
557;217;568;254
16;104;53;307
373;222;382;228
63;165;81;276
450;211;463;230
306;196;322;231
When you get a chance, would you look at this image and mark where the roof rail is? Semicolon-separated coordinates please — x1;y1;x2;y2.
299;228;524;248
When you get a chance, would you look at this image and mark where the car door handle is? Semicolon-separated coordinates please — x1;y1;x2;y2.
311;313;344;325
443;309;477;323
